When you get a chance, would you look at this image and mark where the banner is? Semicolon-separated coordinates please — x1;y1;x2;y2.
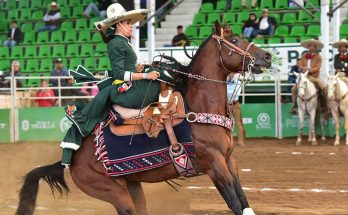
0;109;10;143
281;104;346;138
233;103;276;138
18;107;71;141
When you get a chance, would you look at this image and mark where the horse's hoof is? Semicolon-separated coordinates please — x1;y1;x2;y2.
296;141;302;146
312;141;318;146
334;141;339;146
243;208;255;215
321;136;326;141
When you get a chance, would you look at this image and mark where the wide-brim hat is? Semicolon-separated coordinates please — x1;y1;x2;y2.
301;38;323;50
332;39;348;48
94;3;148;33
49;1;59;8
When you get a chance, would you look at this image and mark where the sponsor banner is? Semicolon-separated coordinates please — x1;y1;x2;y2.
18;107;71;141
0;109;10;143
233;103;276;137
281;104;346;138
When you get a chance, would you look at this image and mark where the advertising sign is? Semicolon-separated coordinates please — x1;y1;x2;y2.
0;109;10;143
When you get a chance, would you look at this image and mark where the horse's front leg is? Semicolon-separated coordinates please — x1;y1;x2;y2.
207;155;244;215
331;107;340;146
296;107;304;145
309;108;317;145
319;112;326;141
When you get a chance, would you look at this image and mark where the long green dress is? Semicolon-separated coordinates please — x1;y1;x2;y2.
60;34;173;165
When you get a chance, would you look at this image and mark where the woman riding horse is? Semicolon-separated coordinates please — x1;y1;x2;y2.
61;3;175;166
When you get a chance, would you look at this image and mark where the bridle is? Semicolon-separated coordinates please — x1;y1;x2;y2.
212;28;256;75
329;78;348;105
297;78;317;102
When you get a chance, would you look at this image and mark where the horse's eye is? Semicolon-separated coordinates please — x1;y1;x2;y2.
231;38;238;44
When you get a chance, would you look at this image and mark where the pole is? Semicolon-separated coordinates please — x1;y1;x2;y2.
320;0;330;77
10;64;15;142
147;0;155;63
133;0;140;59
332;0;340;58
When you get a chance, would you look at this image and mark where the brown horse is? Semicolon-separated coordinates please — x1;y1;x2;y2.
16;23;271;215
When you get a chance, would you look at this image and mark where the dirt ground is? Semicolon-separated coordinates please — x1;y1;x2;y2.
1;138;348;215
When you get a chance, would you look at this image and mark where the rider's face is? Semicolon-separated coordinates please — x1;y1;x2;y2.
117;20;133;37
339;45;347;53
308;44;316;53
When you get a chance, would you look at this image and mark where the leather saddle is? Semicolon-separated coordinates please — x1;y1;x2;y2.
109;90;186;138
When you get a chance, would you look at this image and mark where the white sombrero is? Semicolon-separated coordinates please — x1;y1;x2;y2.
332;39;348;48
301;38;323;50
94;3;148;33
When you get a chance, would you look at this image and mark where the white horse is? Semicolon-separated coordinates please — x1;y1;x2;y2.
295;72;325;145
327;75;348;146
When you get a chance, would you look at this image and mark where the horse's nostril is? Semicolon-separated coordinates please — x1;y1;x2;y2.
264;52;272;63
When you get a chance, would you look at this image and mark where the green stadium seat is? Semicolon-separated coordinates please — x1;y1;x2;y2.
231;0;242;10
80;44;93;57
91;32;103;43
200;3;214;13
0;11;5;20
185;26;198;38
340;24;348;36
38;45;51;58
305;0;320;8
298;10;313;22
272;14;281;23
275;0;288;9
52;45;65;58
274;25;288;37
32;10;44;20
0;47;9;60
75;19;88;30
89;17;100;29
77;30;91;42
60;7;71;18
283;37;297;43
192;39;203;46
43;0;53;7
26;59;39;72
0;60;10;71
0;20;7;33
282;13;296;23
34;22;45;31
39;59;53;72
60;21;73;31
66;44;79;57
70;0;81;7
268;38;281;44
199;26;213;38
18;0;29;8
10;46;23;59
84;57;96;71
301;36;312;41
306;25;320;37
260;0;273;8
224;12;236;24
37;32;49;44
23;32;35;44
290;26;305;37
231;24;242;36
207;13;221;25
20;9;32;20
0;35;7;45
72;6;84;18
64;31;77;43
21;23;33;33
237;12;249;23
31;0;42;9
253;38;264;44
51;31;63;43
5;0;17;9
69;58;83;69
57;0;68;7
97;57;110;71
216;0;227;11
7;10;19;20
94;43;107;56
24;46;37;58
193;13;206;25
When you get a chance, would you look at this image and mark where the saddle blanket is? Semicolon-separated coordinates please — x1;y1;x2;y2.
95;119;195;177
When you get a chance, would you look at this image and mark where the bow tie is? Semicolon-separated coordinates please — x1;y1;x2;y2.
339;54;348;61
305;53;313;59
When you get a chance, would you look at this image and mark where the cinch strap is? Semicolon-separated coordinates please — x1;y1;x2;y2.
187;112;233;130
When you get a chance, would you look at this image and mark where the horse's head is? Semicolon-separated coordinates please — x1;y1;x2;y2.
212;22;272;75
297;72;310;98
327;74;338;100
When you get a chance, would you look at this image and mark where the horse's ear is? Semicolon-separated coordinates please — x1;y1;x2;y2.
214;21;221;35
304;71;309;77
335;73;339;78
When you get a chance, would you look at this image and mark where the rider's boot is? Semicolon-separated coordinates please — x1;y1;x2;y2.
290;85;298;114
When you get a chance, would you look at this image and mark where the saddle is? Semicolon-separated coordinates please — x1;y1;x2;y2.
109;85;186;142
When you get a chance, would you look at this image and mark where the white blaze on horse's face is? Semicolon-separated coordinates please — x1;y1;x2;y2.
327;76;338;100
298;73;308;98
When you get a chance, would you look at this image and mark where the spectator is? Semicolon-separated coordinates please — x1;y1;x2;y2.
242;13;258;41
3;20;22;48
35;80;56;107
250;9;277;41
0;60;22;88
242;0;257;9
62;78;89;106
170;25;189;47
37;2;61;33
49;58;69;88
82;0;114;19
227;74;245;146
285;58;301;102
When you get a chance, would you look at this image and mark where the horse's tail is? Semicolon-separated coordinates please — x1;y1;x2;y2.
16;161;69;215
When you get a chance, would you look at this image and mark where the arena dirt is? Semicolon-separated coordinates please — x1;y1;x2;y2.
1;138;348;215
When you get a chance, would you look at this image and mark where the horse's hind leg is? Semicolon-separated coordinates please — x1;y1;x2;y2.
297;110;304;145
344;111;348;145
309;109;317;145
128;181;148;215
319;112;326;141
332;109;340;145
207;155;243;215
